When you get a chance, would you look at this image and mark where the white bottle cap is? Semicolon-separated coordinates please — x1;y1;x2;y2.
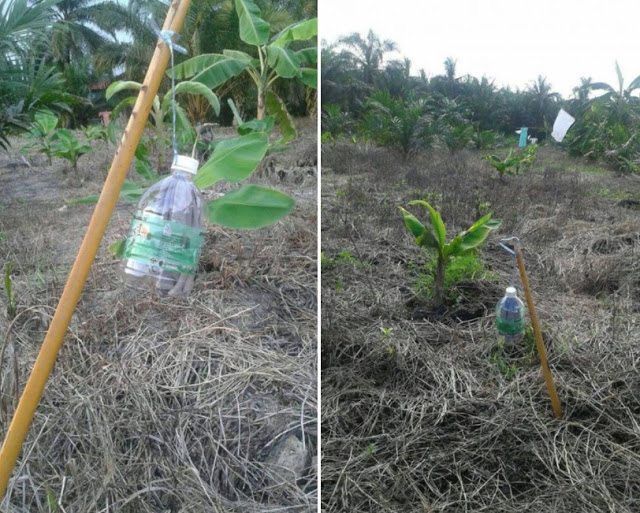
171;155;199;175
505;286;517;298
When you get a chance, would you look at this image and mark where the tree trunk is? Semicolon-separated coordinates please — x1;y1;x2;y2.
257;87;266;120
434;256;446;309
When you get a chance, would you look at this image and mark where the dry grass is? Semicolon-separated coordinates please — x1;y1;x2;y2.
321;144;640;512
0;121;317;512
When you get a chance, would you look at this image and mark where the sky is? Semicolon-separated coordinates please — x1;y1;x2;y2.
320;0;640;99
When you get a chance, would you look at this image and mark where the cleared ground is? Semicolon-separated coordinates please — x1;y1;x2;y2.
0;120;317;512
321;142;640;512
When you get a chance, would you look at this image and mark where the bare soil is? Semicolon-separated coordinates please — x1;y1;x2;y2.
0;119;317;512
321;142;640;512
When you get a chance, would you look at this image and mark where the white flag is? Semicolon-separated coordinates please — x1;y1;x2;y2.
551;109;575;142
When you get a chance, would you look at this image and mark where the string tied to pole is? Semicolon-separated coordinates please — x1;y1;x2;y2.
150;19;188;162
499;236;520;289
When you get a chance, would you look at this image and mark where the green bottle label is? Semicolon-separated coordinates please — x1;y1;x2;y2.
122;210;205;275
496;315;525;336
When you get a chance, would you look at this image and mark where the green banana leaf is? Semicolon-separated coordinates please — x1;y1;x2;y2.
265;45;301;79
171;54;249;89
266;91;297;143
234;0;270;46
238;117;275;135
161;81;221;116
270;18;318;46
33;109;58;134
295;47;318;65
207;185;294;229
410;200;446;254
194;132;269;189
105;80;142;101
299;68;317;88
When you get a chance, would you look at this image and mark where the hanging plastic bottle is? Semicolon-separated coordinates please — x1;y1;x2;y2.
122;155;205;297
496;286;526;344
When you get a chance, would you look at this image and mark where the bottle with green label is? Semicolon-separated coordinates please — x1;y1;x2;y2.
496;286;526;344
123;155;205;297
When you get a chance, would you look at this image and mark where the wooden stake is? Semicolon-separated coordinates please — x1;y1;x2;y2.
0;0;193;500
515;244;563;419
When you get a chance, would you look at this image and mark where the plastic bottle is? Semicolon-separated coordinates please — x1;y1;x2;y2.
122;155;205;297
496;286;526;344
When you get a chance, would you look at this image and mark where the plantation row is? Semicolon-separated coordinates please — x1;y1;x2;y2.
322;30;640;173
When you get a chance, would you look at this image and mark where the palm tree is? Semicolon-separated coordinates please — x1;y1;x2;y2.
526;75;559;135
459;75;497;130
572;76;593;101
0;0;59;55
566;76;593;116
444;57;457;96
321;41;372;116
528;76;559;108
379;57;426;98
1;0;62;148
337;30;397;86
126;0;238;74
429;57;461;99
566;62;640;170
48;0;134;66
362;90;433;160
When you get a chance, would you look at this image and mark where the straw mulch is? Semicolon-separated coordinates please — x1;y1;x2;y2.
321;145;640;512
0;126;317;512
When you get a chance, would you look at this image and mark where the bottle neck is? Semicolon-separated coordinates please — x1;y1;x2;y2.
171;169;193;180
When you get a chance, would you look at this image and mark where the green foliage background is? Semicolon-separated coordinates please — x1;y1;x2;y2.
0;0;317;144
322;30;640;172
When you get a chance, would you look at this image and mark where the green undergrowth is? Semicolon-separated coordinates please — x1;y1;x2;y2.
550;159;610;176
596;188;640;202
321;250;369;270
411;252;496;303
490;325;537;380
581;163;610;175
407;190;443;207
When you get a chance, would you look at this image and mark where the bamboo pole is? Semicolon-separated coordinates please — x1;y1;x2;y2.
0;0;192;500
515;244;563;419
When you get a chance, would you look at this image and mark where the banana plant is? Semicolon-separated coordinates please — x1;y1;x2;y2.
106;79;220;170
399;200;501;309
51;129;92;176
70;121;294;231
517;143;538;173
20;109;58;165
81;124;110;148
587;61;640;112
483;144;538;178
172;0;317;142
482;149;520;179
192;122;294;229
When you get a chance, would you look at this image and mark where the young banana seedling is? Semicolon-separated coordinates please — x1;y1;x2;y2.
399;200;501;309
